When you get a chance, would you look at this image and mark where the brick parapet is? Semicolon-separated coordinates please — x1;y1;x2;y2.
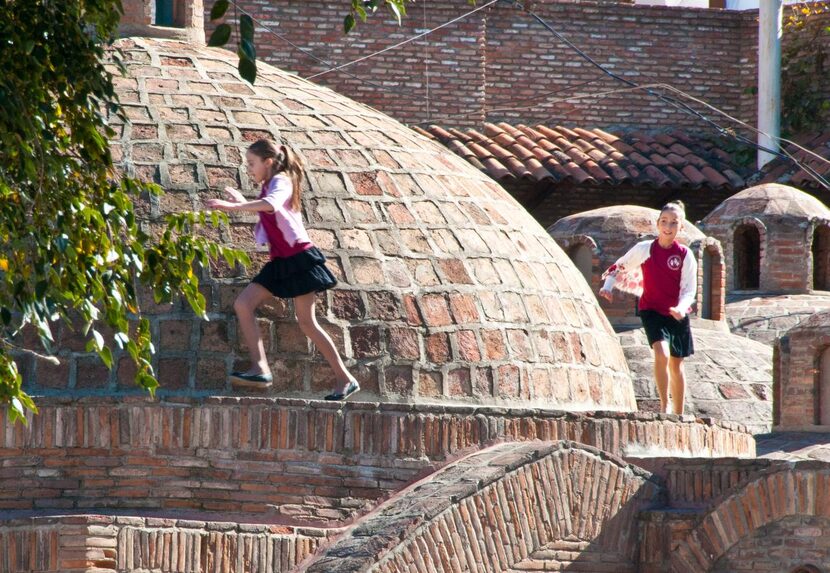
0;514;329;573
0;397;753;523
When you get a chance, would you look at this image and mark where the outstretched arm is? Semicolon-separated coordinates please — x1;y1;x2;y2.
599;241;651;301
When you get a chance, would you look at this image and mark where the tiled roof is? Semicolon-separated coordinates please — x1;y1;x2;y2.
414;123;746;190
757;131;830;190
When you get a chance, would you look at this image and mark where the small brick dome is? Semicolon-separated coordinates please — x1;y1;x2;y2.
549;205;706;244
50;37;639;410
700;183;830;294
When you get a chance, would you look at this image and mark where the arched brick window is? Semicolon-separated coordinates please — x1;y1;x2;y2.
813;225;830;291
734;224;760;290
568;243;593;284
819;348;830;426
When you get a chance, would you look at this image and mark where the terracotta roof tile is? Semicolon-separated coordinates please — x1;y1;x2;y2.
756;130;830;190
420;123;746;190
681;164;707;187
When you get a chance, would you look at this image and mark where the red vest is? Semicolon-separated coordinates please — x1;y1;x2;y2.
639;240;687;316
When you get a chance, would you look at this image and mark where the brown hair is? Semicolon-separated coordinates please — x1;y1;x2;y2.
660;200;686;221
247;139;304;212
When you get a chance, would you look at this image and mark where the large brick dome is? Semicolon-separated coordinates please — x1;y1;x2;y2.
88;37;638;409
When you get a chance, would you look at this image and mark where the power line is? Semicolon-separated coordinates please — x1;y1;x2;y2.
305;0;500;80
226;0;409;95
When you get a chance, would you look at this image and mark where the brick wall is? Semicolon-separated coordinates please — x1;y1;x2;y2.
0;397;753;524
204;0;763;131
0;515;327;573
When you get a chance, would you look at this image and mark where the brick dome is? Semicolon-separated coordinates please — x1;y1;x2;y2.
93;37;637;410
700;183;830;294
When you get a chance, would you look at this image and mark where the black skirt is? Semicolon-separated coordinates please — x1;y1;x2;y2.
252;246;337;299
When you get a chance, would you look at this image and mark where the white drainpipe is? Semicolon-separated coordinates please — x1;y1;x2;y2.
757;0;783;169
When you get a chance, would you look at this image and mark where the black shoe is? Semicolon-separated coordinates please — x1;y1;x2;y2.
230;371;273;389
324;380;360;401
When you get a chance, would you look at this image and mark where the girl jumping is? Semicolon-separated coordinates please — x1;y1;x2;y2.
206;139;359;401
599;201;697;415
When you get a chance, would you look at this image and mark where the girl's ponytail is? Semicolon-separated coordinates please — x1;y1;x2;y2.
246;139;304;212
280;145;304;212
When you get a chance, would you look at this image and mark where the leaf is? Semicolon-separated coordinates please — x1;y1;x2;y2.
208;23;232;47
344;13;356;33
387;0;404;24
92;329;104;351
239;38;256;61
210;0;229;20
355;4;367;21
240;14;255;41
98;346;113;369
238;54;257;84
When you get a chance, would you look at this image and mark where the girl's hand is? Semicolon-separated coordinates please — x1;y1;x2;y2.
205;198;237;211
669;307;685;320
598;288;613;302
223;186;246;203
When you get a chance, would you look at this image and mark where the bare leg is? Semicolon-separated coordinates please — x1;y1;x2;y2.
668;356;686;415
233;283;274;376
652;341;670;413
294;292;353;393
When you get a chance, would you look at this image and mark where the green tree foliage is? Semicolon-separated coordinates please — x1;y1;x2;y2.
0;1;249;423
782;2;830;135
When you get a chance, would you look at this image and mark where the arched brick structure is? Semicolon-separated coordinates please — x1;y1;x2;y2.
701;186;830;346
302;441;662;572
731;217;765;291
774;310;830;430
692;237;726;322
810;220;830;292
559;234;599;287
671;464;830;572
700;184;830;295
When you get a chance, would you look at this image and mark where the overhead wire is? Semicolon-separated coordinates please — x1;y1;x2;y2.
305;0;501;80
226;0;412;95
